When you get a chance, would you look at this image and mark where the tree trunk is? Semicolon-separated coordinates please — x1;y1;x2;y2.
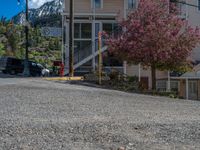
151;64;156;91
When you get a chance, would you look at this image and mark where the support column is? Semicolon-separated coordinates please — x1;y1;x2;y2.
92;22;96;72
69;0;74;77
167;71;171;92
186;78;189;100
61;15;64;64
123;61;127;75
138;63;141;82
92;2;96;72
65;21;69;72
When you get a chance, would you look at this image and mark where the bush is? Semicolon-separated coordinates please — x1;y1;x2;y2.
127;76;138;82
154;91;178;98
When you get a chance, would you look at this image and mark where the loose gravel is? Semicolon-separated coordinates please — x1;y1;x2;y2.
0;78;200;150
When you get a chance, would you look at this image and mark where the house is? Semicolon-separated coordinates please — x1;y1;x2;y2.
62;0;132;75
170;64;200;100
172;72;200;100
61;0;200;90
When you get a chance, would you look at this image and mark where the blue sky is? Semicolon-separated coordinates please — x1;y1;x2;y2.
0;0;53;19
0;0;24;19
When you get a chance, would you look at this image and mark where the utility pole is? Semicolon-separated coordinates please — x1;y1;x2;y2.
98;32;102;85
92;0;96;72
23;0;30;76
69;0;74;77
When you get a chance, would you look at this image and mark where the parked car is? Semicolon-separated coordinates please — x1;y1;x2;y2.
30;62;49;77
0;57;49;77
0;57;23;75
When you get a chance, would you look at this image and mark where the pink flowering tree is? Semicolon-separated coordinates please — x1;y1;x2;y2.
107;0;200;90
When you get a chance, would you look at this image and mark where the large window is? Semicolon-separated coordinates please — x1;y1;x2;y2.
74;41;92;57
128;0;136;9
103;23;121;37
74;23;92;39
92;0;102;9
74;23;92;63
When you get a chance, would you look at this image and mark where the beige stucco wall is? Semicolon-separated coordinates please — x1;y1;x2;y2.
186;0;200;61
186;0;200;27
64;0;125;19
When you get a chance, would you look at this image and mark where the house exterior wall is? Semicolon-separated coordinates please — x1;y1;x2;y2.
63;0;127;72
186;0;200;27
198;80;200;99
186;0;200;61
64;0;125;19
179;79;200;100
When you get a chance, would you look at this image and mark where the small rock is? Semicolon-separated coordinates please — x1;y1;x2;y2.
118;146;125;150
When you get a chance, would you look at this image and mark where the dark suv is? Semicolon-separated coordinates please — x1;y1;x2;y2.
0;57;23;75
0;57;45;76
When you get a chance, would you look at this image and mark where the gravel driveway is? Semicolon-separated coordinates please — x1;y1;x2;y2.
0;78;200;150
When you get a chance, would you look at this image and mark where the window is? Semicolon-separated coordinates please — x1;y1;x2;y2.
128;0;136;9
81;23;92;38
92;0;102;9
103;23;121;37
74;23;92;39
74;23;92;62
74;41;92;62
198;0;200;11
74;23;81;38
103;23;113;34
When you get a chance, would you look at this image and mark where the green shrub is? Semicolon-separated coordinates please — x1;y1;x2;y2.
155;91;178;98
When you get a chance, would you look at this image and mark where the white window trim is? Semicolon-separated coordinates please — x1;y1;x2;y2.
91;0;103;9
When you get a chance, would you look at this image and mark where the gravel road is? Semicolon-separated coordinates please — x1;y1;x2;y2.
0;77;200;150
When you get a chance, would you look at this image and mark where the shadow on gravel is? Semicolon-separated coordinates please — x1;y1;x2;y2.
0;72;24;78
0;72;44;79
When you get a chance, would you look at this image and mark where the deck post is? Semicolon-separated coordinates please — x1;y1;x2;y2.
186;78;189;100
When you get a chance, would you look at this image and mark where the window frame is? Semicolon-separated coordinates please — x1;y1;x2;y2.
128;0;137;9
74;23;92;39
91;0;103;9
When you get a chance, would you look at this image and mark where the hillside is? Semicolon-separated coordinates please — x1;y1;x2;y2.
12;0;63;27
